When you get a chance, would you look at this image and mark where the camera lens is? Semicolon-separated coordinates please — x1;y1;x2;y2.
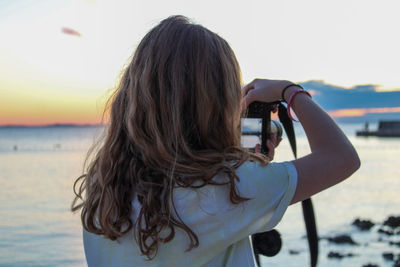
270;120;283;139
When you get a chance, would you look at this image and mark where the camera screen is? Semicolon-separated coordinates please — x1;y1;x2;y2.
241;118;262;148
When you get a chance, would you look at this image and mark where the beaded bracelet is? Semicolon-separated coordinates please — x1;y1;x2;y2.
281;83;304;102
287;89;312;121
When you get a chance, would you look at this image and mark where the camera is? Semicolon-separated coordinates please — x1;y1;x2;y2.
241;101;283;155
242;101;285;261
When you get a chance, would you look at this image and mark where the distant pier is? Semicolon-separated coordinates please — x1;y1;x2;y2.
356;121;400;137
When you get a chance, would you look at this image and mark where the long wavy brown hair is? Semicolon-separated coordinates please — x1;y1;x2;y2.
72;15;267;259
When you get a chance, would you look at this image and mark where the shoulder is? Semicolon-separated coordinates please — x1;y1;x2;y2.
231;161;298;233
236;161;296;177
234;161;298;197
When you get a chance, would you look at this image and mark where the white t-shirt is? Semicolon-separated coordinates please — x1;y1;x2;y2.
83;161;298;267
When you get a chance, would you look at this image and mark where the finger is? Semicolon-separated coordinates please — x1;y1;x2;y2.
267;139;275;160
242;94;255;110
241;81;255;96
269;133;277;147
241;98;247;113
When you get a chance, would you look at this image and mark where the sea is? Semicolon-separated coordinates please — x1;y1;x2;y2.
0;122;399;267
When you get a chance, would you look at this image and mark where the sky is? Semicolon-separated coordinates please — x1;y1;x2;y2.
1;0;400;126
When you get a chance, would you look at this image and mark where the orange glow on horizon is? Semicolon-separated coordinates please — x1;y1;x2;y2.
4;106;400;126
271;106;400;120
329;107;400;118
0;94;106;126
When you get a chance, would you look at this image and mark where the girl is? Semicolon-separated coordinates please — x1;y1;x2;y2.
72;15;360;266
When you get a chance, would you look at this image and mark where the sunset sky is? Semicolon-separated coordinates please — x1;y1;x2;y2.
1;0;400;126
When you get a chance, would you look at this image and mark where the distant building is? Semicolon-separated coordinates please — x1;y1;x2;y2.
357;120;400;137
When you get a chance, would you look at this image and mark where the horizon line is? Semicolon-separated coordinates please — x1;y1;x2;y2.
0;123;104;128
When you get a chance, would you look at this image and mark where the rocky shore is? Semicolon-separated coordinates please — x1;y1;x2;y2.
328;216;400;267
286;215;400;267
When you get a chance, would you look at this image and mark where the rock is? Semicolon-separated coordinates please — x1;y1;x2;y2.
289;249;300;255
327;252;344;259
362;264;379;267
327;234;358;245
383;216;400;229
389;241;400;247
327;251;356;259
382;252;394;261
378;228;394;236
352;218;375;231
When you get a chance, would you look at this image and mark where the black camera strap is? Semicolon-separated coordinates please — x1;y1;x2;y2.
277;104;319;267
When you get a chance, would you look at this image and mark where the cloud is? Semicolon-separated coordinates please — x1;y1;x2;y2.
61;27;82;37
300;80;400;110
298;80;400;122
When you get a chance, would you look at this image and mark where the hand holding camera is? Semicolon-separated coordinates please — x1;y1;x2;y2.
241;79;288;158
242;79;293;110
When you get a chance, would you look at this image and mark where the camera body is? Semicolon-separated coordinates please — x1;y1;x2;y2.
242;101;282;155
244;101;285;259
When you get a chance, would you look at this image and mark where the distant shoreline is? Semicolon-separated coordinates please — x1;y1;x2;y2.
0;121;368;128
0;121;369;129
0;123;104;128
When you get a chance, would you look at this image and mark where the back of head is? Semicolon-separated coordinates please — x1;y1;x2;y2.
72;15;266;260
122;15;243;163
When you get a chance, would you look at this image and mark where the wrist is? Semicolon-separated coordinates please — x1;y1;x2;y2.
286;88;312;121
282;84;302;102
277;81;293;101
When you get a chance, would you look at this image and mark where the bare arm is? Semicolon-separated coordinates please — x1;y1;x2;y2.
242;79;361;205
283;86;360;204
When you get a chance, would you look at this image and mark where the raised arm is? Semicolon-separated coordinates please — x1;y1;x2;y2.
242;79;360;205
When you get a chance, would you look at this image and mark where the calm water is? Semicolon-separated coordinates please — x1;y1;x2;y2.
0;123;399;266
